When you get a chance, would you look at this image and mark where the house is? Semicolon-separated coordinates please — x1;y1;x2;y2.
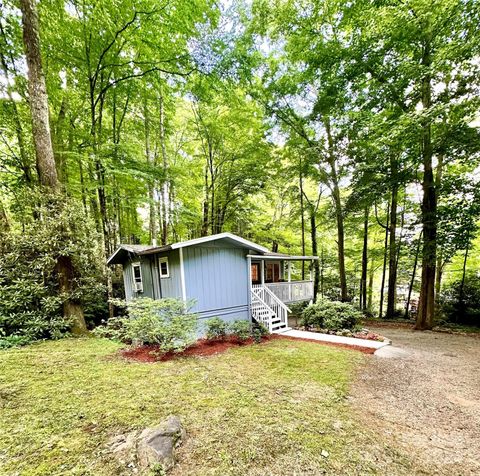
107;233;318;333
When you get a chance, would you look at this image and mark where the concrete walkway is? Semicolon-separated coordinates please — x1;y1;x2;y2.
277;328;390;350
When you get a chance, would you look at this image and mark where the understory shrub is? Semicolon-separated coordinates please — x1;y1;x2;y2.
94;298;197;352
205;317;228;339
439;273;480;327
229;320;251;341
301;299;362;331
0;191;105;348
204;318;269;342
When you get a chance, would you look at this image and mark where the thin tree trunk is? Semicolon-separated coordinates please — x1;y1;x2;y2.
386;159;398;318
435;153;444;298
159;90;168;245
19;0;86;334
324;116;347;301
416;36;437;331
310;212;320;300
144;97;156;243
360;206;369;311
458;238;470;323
0;30;33;184
367;256;375;312
299;159;306;280
201;164;209;237
379;203;390;318
406;231;422;319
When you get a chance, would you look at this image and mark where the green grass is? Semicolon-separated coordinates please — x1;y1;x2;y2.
0;338;414;475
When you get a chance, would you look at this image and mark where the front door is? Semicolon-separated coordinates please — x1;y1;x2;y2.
251;262;261;284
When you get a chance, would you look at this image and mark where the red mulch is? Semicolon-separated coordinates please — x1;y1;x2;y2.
119;333;375;363
119;335;274;363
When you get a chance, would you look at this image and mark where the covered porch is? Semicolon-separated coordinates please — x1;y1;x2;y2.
248;254;317;304
247;253;318;333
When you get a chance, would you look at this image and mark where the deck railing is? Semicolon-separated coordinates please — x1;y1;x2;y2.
264;280;314;303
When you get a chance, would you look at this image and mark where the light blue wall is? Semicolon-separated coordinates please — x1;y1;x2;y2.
183;241;249;322
122;241;251;326
123;257;155;300
151;249;183;300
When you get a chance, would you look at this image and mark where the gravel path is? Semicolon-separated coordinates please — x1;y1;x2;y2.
351;326;480;475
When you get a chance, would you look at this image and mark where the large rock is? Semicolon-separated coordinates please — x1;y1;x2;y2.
136;416;186;472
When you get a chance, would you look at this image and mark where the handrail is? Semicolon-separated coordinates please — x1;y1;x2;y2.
251;284;289;331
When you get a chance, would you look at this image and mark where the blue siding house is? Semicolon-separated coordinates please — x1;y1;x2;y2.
107;233;318;332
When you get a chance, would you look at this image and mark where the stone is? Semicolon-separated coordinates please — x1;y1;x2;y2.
321;449;329;458
136;416;186;472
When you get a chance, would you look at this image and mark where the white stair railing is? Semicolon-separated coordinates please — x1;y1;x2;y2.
251;285;290;332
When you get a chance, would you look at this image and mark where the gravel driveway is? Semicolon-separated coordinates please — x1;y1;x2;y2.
351;325;480;475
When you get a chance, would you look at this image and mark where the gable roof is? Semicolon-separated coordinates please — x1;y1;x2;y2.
107;232;269;265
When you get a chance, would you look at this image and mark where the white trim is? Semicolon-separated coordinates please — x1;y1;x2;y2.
247;254;319;260
158;256;170;278
171;232;269;253
132;261;143;293
179;248;187;301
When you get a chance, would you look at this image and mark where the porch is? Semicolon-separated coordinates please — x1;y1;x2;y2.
247;254;318;333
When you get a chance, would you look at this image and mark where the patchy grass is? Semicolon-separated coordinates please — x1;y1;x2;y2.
0;338;415;475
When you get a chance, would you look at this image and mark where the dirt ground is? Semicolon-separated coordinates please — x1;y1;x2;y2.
351;325;480;475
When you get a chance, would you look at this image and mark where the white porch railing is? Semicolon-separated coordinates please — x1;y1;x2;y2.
264;280;313;303
251;285;289;332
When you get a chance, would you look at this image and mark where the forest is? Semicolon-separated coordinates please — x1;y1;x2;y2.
1;0;480;347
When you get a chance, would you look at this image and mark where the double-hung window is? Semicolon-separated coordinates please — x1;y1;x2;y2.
132;262;143;293
158;257;169;278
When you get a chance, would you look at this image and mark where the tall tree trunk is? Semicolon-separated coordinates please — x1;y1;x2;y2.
159;90;168;245
367;256;375;312
386;159;398;318
458;242;469;323
324;116;347;301
201;165;209;237
19;0;86;334
144;97;156;243
20;0;59;191
435;153;444;298
405;231;422;319
360;206;369;310
416;36;437;331
310;211;320;300
299;159;306;279
0;30;33;184
379;203;390;318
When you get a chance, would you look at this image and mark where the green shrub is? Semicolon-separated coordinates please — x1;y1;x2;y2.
94;298;197;352
301;299;362;331
0;191;106;346
439;273;480;327
251;322;269;343
204;317;228;339
229;320;251;341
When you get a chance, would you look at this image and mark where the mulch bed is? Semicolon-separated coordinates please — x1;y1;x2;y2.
119;333;375;363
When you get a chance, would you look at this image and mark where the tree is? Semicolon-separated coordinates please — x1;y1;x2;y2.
19;0;87;334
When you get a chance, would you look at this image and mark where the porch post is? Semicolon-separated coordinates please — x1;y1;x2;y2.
310;259;313;281
247;255;252;323
260;259;265;285
287;261;291;301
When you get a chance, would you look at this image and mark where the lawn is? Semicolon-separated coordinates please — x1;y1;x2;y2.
0;338;414;475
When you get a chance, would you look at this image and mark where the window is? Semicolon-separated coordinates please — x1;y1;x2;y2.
266;262;280;283
132;262;143;292
159;257;169;278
